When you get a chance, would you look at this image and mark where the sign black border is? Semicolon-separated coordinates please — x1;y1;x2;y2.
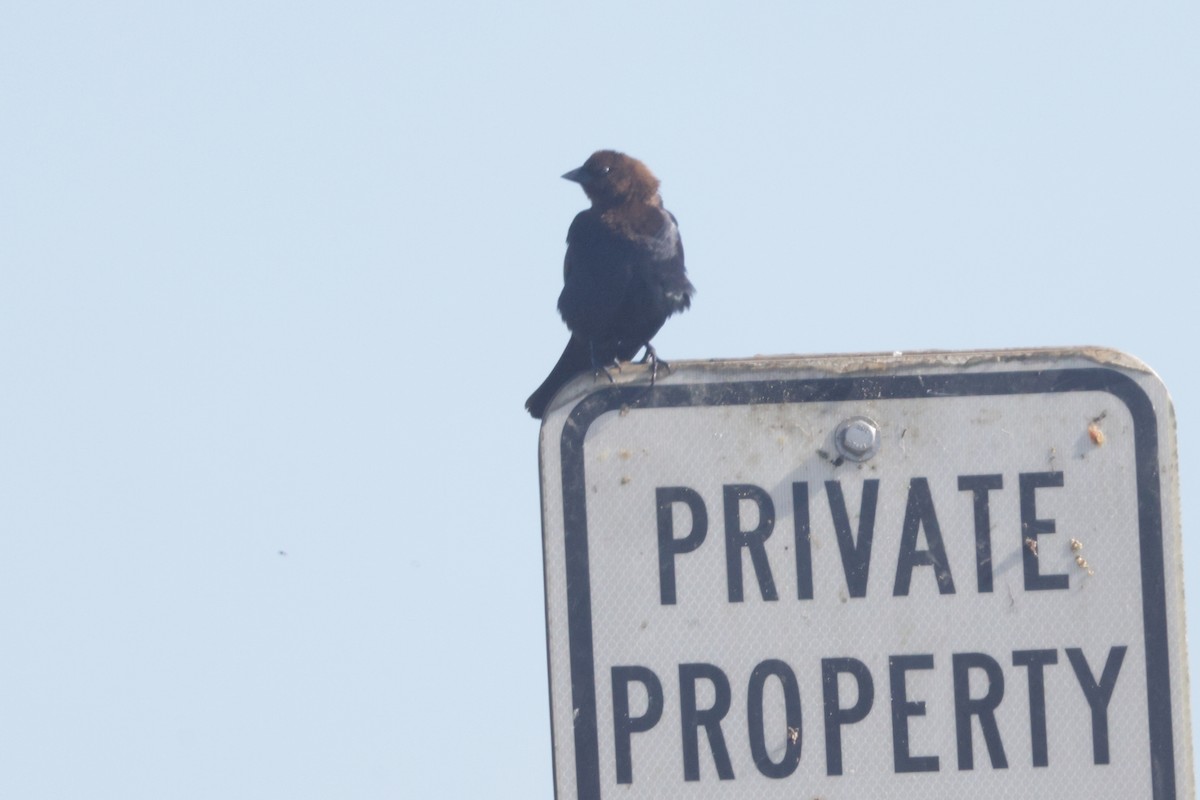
554;367;1174;799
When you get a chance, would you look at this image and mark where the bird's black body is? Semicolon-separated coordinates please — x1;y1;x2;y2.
525;151;694;419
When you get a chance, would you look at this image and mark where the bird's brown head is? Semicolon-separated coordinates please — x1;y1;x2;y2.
562;150;661;207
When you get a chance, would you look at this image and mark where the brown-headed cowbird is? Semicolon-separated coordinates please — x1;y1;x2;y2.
525;150;694;419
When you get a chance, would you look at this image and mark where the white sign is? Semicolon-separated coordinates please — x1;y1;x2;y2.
537;349;1192;799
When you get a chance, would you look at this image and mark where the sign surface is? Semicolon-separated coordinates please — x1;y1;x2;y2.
537;349;1191;799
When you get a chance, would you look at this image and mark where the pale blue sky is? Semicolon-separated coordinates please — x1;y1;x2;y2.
2;2;1197;797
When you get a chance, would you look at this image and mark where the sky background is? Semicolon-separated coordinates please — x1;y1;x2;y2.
2;2;1198;797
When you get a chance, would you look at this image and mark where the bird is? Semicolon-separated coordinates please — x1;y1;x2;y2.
525;150;694;419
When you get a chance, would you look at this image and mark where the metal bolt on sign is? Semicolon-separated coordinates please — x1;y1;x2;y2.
835;416;880;461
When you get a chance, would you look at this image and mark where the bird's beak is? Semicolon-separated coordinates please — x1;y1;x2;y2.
562;166;587;184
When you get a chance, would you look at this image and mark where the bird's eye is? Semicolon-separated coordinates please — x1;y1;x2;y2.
598;165;611;176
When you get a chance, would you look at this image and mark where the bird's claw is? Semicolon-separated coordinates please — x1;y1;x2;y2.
592;357;621;384
588;342;621;384
640;344;671;386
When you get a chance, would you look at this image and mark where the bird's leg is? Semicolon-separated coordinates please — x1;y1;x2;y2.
639;343;672;385
589;340;617;384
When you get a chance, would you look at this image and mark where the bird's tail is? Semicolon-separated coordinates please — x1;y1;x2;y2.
526;335;591;419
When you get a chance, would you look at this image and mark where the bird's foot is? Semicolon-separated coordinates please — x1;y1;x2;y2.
591;357;621;384
588;342;619;384
640;344;672;385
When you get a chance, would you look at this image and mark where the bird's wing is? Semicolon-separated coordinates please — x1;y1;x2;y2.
625;207;692;317
557;210;635;338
